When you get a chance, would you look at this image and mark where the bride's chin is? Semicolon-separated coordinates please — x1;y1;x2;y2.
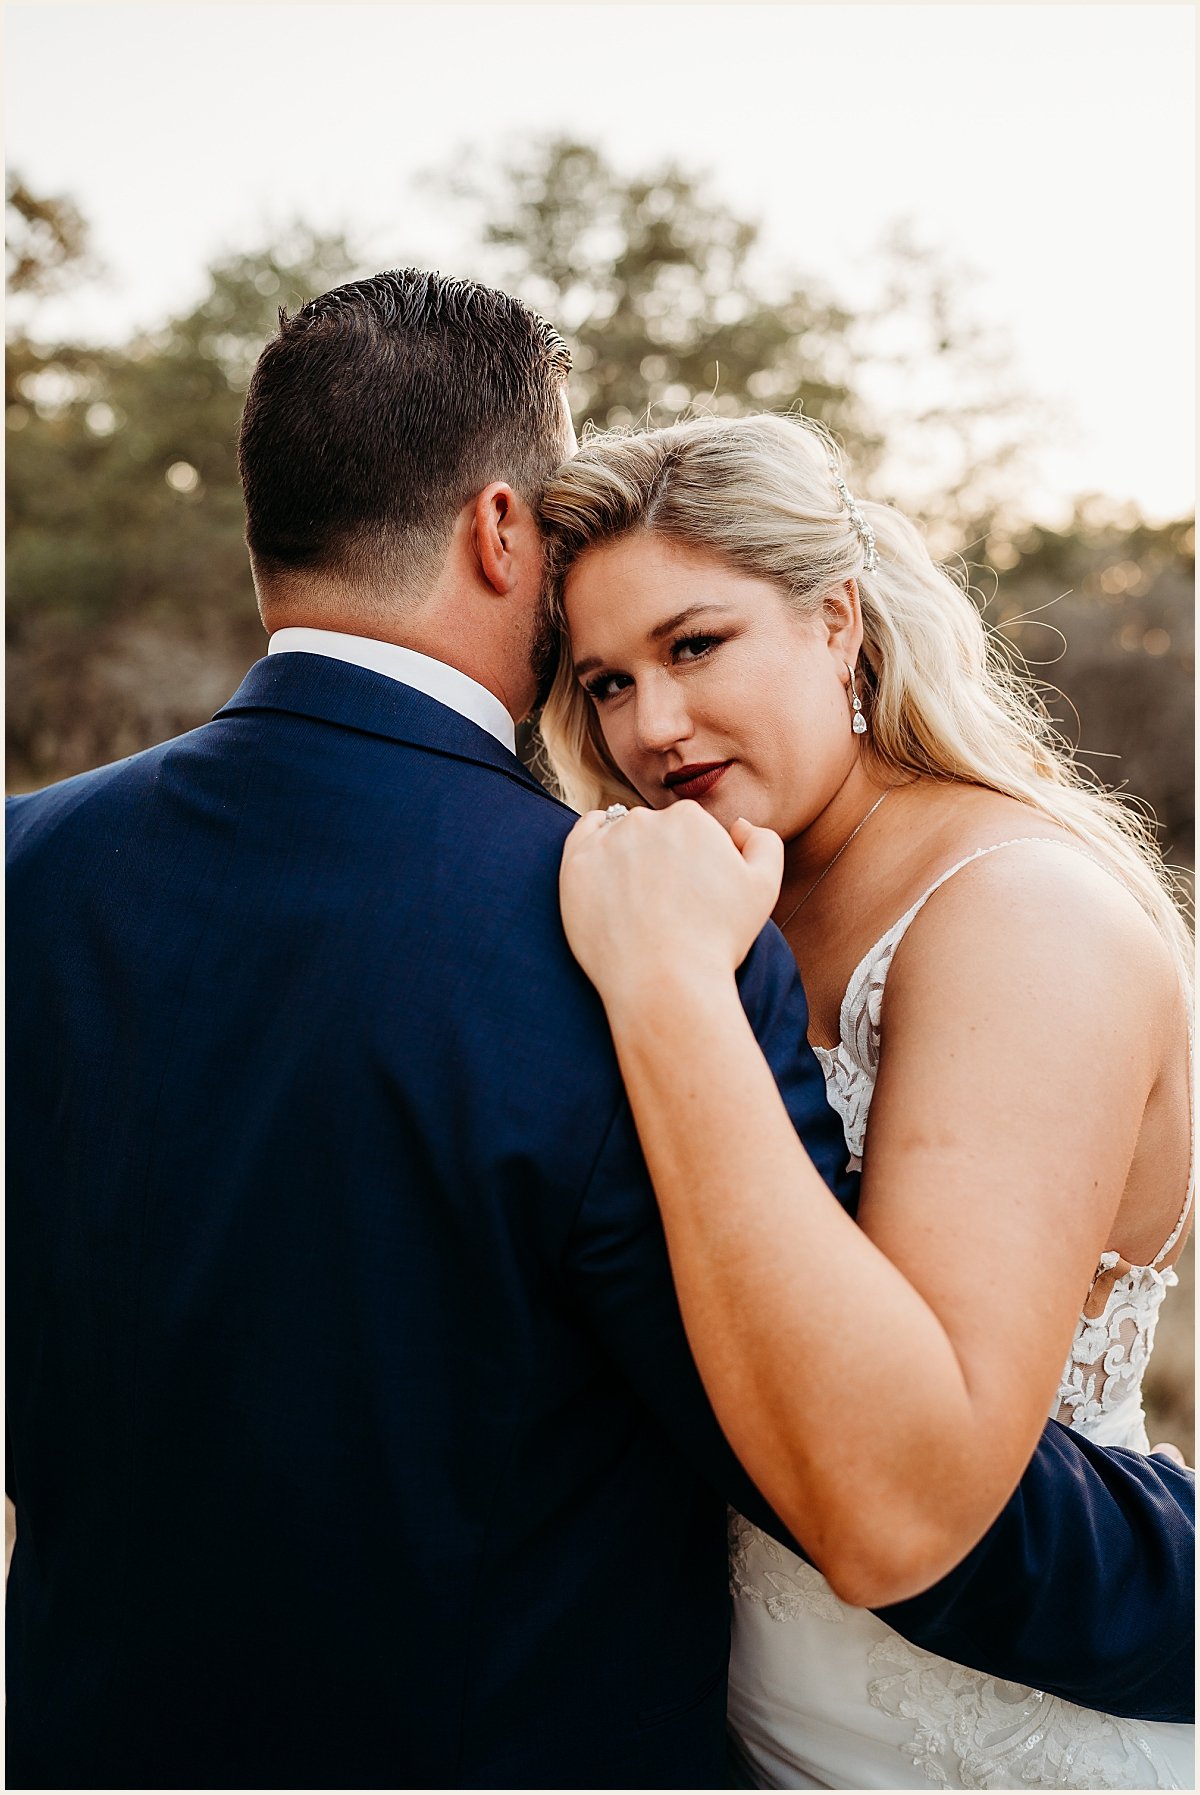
700;796;750;833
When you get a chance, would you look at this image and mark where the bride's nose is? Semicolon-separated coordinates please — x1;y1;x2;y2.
634;677;694;754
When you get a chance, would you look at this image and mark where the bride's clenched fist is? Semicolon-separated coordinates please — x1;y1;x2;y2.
558;801;785;1014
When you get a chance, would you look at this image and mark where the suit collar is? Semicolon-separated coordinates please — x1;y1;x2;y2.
265;628;517;753
214;652;559;805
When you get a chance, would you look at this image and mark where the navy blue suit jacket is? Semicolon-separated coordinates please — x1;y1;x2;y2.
7;652;1193;1789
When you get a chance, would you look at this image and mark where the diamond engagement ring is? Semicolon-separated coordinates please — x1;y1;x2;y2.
602;804;630;825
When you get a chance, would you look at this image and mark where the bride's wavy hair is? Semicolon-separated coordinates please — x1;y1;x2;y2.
536;412;1192;988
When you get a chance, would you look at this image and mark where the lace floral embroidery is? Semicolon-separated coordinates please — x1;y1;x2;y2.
866;1633;1179;1789
729;1511;845;1623
812;939;887;1173
1054;1253;1177;1431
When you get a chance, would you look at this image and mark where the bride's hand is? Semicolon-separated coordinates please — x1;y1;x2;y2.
559;802;784;1012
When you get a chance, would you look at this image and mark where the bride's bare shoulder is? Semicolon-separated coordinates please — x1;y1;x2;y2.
887;813;1179;1044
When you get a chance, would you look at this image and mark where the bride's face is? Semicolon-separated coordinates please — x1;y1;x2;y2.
564;532;861;839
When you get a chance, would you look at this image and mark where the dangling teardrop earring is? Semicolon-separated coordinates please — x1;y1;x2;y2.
847;662;868;736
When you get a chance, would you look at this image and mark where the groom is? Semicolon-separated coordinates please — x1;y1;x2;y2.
7;269;1193;1790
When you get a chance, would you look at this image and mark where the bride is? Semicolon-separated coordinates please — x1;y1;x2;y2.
535;414;1194;1790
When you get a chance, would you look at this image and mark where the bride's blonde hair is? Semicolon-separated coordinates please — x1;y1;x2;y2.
536;412;1192;988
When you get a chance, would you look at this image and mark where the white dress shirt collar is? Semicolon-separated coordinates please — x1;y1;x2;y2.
267;626;517;754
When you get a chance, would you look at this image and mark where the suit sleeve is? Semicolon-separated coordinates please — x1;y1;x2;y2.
882;1422;1194;1721
565;921;1195;1726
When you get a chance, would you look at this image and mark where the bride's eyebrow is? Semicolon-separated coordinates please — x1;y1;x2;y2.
573;603;737;679
648;602;737;642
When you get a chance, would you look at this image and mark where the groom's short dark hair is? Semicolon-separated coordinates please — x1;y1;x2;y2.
238;268;572;601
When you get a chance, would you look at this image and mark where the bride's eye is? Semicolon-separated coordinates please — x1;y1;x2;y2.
583;670;632;704
672;633;723;664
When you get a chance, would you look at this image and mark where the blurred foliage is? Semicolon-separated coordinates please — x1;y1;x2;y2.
5;171;94;298
4;148;1193;1454
441;139;1035;533
1144;1237;1193;1460
979;510;1194;868
5;144;1195;869
7;205;358;780
7;222;358;631
441;138;873;458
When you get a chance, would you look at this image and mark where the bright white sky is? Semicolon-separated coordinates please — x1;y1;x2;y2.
5;2;1195;523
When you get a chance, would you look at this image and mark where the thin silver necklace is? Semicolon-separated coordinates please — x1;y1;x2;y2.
776;789;891;934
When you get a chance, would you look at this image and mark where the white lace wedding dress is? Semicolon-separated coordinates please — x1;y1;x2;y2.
728;841;1195;1791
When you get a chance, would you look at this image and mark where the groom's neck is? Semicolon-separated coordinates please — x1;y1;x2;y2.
258;595;531;726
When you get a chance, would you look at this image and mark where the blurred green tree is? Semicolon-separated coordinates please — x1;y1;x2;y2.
983;509;1194;862
6;194;359;785
440;138;1035;540
7;219;359;631
5;153;1193;873
5;171;94;300
446;138;871;452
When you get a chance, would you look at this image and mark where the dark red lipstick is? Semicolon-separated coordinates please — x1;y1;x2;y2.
663;760;733;801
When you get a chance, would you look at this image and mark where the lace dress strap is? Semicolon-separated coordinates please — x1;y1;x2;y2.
837;836;1095;1042
821;838;1101;1169
1151;1010;1195;1267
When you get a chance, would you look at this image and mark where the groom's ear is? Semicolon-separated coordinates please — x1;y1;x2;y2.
470;482;536;596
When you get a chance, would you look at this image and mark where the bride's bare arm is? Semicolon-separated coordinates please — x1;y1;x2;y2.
560;803;1175;1606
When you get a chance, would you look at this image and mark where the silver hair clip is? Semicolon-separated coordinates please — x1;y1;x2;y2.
829;458;878;573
